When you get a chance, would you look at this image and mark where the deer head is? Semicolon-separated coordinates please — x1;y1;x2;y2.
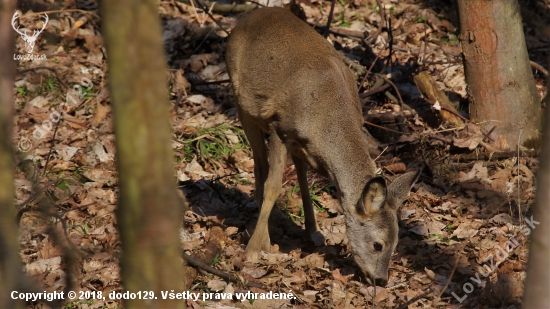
12;11;49;53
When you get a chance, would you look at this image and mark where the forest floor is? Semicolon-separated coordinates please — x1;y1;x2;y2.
11;0;550;308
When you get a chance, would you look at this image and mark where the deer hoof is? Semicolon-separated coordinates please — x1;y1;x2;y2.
245;248;260;262
311;231;325;246
245;234;268;262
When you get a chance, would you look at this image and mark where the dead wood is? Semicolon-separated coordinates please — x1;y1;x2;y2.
183;253;265;289
396;288;434;309
365;110;415;123
177;0;257;14
414;71;465;126
449;150;538;162
17;66;68;90
183;225;225;288
360;83;390;98
182;225;265;288
366;0;386;44
323;0;337;38
530;60;548;76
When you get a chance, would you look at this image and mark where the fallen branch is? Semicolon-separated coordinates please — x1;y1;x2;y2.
366;0;385;44
364;121;405;135
182;226;225;288
450;150;538;162
17;180;56;214
360;83;390;98
530;60;548;76
310;23;366;42
183;253;265;289
376;73;406;107
182;226;264;289
364;110;415;123
323;0;337;38
433;256;459;306
396;288;434;309
42;120;61;175
413;71;464;126
176;0;257;14
17;66;68;90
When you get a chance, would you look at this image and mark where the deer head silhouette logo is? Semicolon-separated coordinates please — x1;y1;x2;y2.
11;12;49;54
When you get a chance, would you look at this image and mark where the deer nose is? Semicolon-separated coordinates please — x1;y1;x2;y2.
373;278;387;287
363;272;388;286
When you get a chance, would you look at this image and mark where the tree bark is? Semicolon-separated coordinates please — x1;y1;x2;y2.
0;0;25;308
100;1;185;308
457;0;541;149
522;56;550;308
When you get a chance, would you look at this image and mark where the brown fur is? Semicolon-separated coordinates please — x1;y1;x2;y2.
226;7;419;286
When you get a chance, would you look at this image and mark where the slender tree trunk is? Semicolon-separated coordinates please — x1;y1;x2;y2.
0;1;25;308
522;56;550;307
457;0;541;148
100;1;185;308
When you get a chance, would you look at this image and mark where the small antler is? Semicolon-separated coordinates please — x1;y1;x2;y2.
38;14;49;33
11;11;27;36
31;13;49;39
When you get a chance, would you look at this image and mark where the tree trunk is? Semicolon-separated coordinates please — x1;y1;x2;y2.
457;0;541;149
100;2;185;308
522;56;550;308
0;0;25;308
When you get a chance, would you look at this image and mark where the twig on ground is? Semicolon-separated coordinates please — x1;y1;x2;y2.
427;133;452;144
192;0;230;36
396;288;434;309
435;257;459;303
58;202;98;215
367;0;385;44
421;97;468;122
177;0;258;14
376;74;406;107
359;54;380;89
183;253;265;288
17;66;68;90
323;0;337;39
450;150;538;162
421;23;428;65
360;83;390;98
530;60;548;76
16;180;56;216
42;119;61;175
364;121;406;135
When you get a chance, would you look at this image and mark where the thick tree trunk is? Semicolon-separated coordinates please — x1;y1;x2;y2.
0;1;25;308
100;2;185;308
457;0;541;149
522;56;550;308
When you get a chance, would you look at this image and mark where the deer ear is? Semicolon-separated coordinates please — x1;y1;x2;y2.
357;177;387;216
386;170;421;209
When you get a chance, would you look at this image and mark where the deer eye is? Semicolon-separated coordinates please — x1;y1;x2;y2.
373;242;383;252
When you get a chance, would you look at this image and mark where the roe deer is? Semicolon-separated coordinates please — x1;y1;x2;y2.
225;7;419;286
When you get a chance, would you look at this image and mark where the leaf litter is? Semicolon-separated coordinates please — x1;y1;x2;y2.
11;0;549;308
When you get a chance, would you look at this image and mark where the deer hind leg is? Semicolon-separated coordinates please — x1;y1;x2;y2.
245;129;287;261
292;155;325;246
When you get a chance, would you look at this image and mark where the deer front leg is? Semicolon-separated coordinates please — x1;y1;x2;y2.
238;109;268;208
292;155;325;246
246;132;287;262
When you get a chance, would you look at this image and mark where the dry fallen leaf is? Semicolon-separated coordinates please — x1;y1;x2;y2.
241;265;267;279
452;220;483;239
207;279;227;291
